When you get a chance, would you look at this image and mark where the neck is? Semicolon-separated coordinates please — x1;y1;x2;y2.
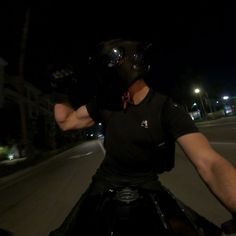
128;79;150;105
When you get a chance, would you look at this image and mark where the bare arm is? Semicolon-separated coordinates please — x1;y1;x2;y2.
54;103;95;131
177;132;236;212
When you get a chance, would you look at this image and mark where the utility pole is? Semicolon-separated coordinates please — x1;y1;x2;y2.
194;88;207;119
199;94;207;118
18;8;31;148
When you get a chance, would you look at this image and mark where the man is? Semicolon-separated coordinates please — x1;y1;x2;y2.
50;39;236;235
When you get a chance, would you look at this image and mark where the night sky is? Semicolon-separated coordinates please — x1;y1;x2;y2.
1;1;236;102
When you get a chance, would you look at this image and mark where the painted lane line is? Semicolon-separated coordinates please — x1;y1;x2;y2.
69;152;93;159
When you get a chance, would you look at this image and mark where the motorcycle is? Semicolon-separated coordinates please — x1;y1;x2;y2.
1;187;234;236
48;186;236;236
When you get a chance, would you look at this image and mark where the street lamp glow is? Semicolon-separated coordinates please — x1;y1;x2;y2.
194;88;200;94
193;103;197;106
223;96;229;100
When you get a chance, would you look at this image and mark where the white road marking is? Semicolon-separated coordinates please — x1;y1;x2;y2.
69;152;93;159
98;140;106;155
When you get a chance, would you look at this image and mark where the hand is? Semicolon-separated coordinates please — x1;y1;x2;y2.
50;65;78;104
50;65;77;93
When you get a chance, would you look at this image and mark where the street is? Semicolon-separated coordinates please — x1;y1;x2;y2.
0;116;236;235
0;140;105;236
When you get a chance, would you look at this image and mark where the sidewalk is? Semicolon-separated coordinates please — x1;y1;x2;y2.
0;140;89;179
195;114;236;127
0;145;70;179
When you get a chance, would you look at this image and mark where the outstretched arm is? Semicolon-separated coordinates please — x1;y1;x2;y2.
177;132;236;212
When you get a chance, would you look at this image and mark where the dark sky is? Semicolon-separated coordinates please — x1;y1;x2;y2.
1;1;236;101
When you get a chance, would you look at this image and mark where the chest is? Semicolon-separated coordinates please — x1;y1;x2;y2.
104;105;164;148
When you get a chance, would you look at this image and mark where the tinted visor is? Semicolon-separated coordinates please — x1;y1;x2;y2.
107;47;125;67
101;43;151;68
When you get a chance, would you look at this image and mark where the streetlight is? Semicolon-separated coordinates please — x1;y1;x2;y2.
222;96;229;100
194;88;207;118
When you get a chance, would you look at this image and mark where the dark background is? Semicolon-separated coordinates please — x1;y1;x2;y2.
1;1;236;102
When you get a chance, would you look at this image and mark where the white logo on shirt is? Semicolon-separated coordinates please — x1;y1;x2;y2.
141;120;148;128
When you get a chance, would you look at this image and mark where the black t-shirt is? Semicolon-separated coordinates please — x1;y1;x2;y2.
86;88;199;184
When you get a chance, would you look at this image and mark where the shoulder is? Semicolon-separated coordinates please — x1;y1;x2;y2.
152;90;182;111
156;94;199;140
86;97;114;124
149;89;169;105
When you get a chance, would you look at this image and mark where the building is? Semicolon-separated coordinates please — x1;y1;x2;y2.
0;56;95;156
0;57;55;150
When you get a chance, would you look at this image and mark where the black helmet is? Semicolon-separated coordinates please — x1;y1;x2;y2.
92;39;152;94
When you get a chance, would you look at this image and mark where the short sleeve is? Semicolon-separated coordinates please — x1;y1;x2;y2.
163;98;199;140
86;98;102;123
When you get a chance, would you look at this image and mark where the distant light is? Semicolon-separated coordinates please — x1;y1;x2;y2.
193;103;197;106
216;101;219;104
98;123;102;126
223;96;229;100
90;134;94;137
194;88;200;94
225;105;232;114
8;153;14;160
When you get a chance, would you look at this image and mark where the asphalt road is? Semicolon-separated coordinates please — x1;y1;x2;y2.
0;116;236;235
0;140;105;236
